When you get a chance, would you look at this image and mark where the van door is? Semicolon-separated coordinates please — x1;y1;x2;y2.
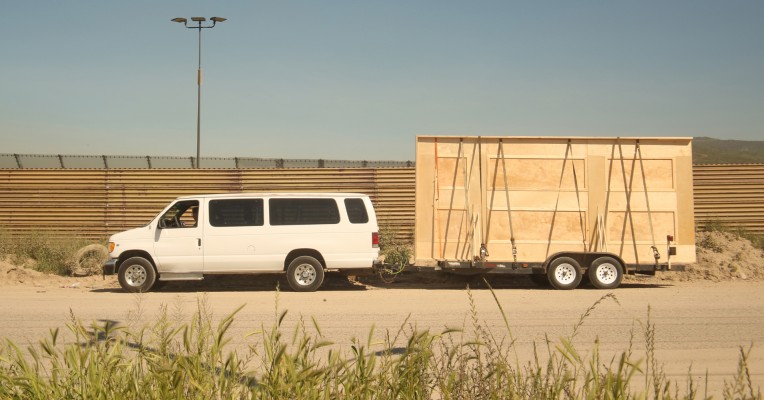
154;200;204;273
203;198;278;272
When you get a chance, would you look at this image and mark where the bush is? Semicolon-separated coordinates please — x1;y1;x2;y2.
378;225;412;269
0;228;105;275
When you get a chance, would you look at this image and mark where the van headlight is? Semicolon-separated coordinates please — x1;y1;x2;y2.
108;242;116;253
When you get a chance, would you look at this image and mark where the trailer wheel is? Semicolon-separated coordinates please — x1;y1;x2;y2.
588;256;624;289
547;257;582;290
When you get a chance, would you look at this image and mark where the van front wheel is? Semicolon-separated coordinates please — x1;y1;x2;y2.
287;256;325;292
118;257;157;293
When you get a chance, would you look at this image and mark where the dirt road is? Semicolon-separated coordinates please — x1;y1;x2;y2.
0;276;762;396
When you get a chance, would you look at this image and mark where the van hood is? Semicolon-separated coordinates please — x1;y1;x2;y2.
110;225;153;241
108;224;156;258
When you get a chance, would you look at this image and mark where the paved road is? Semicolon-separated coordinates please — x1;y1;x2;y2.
1;277;762;396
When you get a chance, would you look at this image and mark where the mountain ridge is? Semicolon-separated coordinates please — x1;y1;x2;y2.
692;137;764;164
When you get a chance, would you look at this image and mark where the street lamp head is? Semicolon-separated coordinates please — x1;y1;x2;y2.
191;17;206;22
210;17;227;23
171;17;187;24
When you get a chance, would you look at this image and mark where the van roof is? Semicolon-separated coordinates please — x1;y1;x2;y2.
174;192;370;200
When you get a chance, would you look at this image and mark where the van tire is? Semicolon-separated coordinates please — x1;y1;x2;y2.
117;257;157;293
547;257;582;290
286;256;325;292
588;256;624;289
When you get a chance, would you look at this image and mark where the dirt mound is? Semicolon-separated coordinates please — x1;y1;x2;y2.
0;257;53;286
0;256;116;289
660;231;764;282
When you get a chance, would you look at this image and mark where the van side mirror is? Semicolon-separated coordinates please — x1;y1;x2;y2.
158;219;167;229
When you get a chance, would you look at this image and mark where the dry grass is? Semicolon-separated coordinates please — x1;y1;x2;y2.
0;229;105;276
0;283;760;399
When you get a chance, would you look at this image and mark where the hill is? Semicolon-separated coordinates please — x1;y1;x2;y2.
693;137;764;164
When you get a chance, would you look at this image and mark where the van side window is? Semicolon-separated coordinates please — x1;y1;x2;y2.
344;198;369;224
269;199;340;225
209;199;264;227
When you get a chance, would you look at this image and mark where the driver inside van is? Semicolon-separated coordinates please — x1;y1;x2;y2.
184;206;198;227
190;206;198;227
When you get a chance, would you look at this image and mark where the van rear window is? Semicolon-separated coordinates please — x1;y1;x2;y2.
344;198;369;224
269;198;340;225
209;199;264;227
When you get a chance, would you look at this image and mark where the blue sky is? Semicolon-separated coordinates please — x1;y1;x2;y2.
1;1;762;161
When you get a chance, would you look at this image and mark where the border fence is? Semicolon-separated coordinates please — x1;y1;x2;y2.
0;154;413;169
693;163;764;235
0;167;415;240
0;159;762;241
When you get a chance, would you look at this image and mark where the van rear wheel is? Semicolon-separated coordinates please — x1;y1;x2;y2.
286;256;325;292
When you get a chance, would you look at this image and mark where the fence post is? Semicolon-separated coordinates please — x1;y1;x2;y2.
14;154;23;169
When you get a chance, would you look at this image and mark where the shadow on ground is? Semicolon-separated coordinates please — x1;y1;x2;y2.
91;273;673;293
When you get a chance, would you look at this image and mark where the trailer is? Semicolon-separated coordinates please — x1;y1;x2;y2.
397;135;695;290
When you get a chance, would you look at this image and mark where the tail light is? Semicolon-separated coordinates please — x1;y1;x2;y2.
372;232;379;248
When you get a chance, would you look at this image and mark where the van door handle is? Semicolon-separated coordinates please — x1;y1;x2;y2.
197;238;201;247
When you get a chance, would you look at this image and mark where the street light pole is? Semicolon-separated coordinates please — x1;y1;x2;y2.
171;16;226;168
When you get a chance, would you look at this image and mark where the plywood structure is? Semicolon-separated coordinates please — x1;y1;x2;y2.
415;136;696;267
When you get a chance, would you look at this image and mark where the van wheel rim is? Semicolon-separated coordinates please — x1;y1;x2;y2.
125;265;147;286
294;264;316;286
554;264;577;285
595;263;618;284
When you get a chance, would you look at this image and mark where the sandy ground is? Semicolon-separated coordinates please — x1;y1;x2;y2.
0;230;762;396
0;271;762;396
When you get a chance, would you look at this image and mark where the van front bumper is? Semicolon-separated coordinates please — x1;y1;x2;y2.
102;259;117;277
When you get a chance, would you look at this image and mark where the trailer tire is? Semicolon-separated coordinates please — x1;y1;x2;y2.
588;256;624;289
547;257;582;290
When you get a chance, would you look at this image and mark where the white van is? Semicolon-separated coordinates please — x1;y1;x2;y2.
103;193;380;292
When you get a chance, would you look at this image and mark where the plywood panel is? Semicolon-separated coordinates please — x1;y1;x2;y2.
486;211;587;242
435;157;467;188
486;191;589;211
606;159;674;190
488;158;586;190
607;211;676;242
